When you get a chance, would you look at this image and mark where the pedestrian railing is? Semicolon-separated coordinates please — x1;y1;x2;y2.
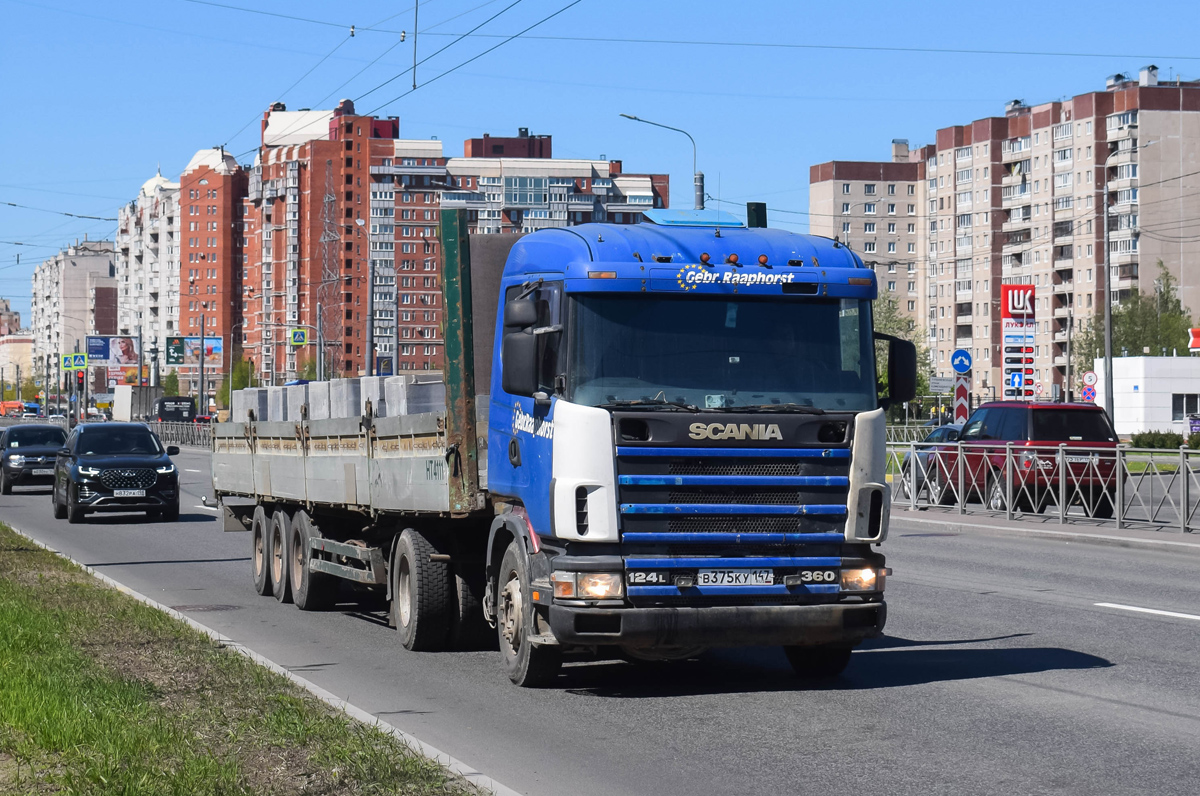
147;421;212;449
886;426;932;443
887;441;1200;533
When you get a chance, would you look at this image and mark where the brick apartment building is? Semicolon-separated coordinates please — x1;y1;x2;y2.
812;67;1200;398
240;101;669;384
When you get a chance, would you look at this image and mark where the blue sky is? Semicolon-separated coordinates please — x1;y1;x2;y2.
2;0;1197;321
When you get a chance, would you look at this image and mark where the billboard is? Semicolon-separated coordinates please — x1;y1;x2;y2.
86;336;140;366
165;336;222;366
1000;284;1035;400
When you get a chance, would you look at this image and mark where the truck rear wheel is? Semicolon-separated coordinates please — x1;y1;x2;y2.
497;540;561;687
784;645;853;679
290;511;335;611
250;505;271;596
269;509;292;604
392;528;451;651
449;563;494;651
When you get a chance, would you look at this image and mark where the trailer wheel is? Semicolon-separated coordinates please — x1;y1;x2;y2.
269;509;293;604
290;511;335;611
250;505;271;596
392;528;451;651
784;645;853;679
497;540;561;687
449;563;494;651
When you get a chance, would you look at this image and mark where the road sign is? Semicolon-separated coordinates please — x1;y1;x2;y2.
62;353;88;370
929;376;954;394
951;348;973;374
1035;382;1043;396
1009;372;1024;390
289;329;307;346
375;355;394;377
1082;370;1098;387
1190;328;1200;352
1081;385;1096;403
954;375;971;423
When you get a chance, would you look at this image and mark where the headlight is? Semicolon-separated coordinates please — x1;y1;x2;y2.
77;465;101;477
8;455;24;467
156;464;176;474
551;571;625;600
840;568;878;592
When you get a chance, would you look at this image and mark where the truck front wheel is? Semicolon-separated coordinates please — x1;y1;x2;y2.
497;540;561;687
784;645;853;679
393;528;451;651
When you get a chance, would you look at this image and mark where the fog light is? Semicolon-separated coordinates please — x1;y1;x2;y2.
840;568;877;591
551;571;576;599
578;573;624;600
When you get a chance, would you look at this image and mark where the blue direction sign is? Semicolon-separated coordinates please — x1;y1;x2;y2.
951;348;973;374
289;329;307;346
1009;372;1024;390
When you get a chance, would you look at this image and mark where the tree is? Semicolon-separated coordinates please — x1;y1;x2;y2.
218;359;257;408
1072;261;1193;388
874;294;932;421
161;370;180;397
20;377;38;402
298;356;317;381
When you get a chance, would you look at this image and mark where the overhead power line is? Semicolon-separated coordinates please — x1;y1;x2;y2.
2;202;117;221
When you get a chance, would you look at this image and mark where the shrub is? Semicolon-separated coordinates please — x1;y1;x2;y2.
1130;431;1185;449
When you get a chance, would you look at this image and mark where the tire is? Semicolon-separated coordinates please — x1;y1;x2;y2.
269;509;293;604
66;484;86;524
927;463;955;506
985;471;1008;512
290;511;336;611
0;470;10;495
449;563;494;651
1090;489;1115;519
392;528;452;651
497;540;562;687
52;482;67;519
784;645;853;679
250;505;271;596
160;503;180;523
896;463;911;501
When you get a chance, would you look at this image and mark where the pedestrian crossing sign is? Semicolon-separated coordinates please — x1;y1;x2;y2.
62;353;88;370
290;329;307;346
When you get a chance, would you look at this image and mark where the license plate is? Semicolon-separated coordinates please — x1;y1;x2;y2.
32;468;54;475
113;489;145;498
697;569;773;586
1066;456;1095;464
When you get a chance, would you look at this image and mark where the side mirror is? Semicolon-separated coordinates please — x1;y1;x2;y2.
504;299;538;329
502;331;539;397
944;429;959;442
875;332;917;408
57;447;71;457
167;445;180;456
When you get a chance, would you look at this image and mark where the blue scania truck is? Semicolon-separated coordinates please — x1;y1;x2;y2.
214;207;916;686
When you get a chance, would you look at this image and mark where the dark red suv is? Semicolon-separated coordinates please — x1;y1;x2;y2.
926;402;1120;517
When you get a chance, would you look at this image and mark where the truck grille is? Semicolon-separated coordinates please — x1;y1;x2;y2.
99;468;156;490
669;460;801;476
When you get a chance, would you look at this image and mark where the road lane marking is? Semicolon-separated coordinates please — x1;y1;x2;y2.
195;505;219;512
185;469;202;473
1094;602;1200;622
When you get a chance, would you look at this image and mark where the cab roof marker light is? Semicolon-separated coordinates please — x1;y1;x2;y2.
588;271;617;279
725;253;740;266
757;254;771;267
699;252;711;264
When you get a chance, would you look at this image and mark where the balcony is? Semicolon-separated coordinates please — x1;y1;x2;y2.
956;312;973;325
1109;249;1139;266
1053;280;1074;294
1053;355;1068;367
955;337;973;349
1001;218;1031;233
1053;305;1072;318
1053;330;1068;343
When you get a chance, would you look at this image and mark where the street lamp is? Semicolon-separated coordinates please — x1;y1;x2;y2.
1102;128;1151;420
619;114;704;210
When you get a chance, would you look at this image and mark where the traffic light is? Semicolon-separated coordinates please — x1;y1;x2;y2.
75;370;85;388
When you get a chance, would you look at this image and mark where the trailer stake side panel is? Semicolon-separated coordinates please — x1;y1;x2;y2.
369;413;451;513
212;421;255;497
253;421;307;502
305;417;370;507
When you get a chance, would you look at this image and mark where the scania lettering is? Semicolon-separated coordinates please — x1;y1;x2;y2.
212;207;916;686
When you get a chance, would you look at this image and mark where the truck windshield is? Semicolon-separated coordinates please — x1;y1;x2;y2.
567;294;877;411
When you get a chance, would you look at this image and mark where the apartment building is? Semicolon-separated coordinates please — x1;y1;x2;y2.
241;103;669;383
30;240;117;375
0;298;20;335
177;148;249;404
812;67;1200;398
115;170;180;370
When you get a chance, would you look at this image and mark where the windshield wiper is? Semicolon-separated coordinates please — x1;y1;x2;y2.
707;403;826;414
600;399;700;412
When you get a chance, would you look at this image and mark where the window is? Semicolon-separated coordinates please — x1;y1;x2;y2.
887;223;896;234
842;222;851;233
863;203;876;215
908;243;915;253
864;222;876;233
908;204;916;215
864;184;876;195
863;242;876;253
842;183;851;194
887;203;896;215
887;242;896;253
907;223;915;233
887;184;896;195
956;169;971;184
842;203;851;214
907;185;915;196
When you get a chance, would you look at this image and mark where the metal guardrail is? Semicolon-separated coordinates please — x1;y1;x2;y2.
147;421;212;449
886;426;934;443
888;441;1199;534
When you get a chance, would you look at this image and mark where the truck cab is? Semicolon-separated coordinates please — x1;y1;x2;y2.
485;210;916;683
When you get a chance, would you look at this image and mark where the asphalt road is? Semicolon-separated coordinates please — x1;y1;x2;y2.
4;449;1199;796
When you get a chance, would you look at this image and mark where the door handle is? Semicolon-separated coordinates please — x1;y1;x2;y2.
508;438;522;467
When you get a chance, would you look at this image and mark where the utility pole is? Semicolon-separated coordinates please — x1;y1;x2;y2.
44;355;49;415
316;301;325;381
620;114;704;209
55;353;61;415
1065;307;1073;402
15;364;20;404
137;329;144;387
199;313;206;416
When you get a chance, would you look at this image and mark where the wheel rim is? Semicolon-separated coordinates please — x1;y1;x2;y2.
989;477;1005;511
499;569;523;655
290;528;304;588
396;556;412;628
271;527;284;584
253;529;265;578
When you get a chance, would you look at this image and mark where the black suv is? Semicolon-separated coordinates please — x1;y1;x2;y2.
52;422;181;523
0;424;68;493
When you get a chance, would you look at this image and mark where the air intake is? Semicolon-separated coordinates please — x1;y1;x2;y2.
575;487;589;536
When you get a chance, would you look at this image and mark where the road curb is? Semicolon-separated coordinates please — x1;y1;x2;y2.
890;514;1200;555
9;525;524;796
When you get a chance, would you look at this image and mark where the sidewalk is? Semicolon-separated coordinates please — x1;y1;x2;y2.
890;507;1200;556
